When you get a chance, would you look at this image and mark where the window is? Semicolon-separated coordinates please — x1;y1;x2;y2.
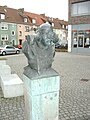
72;30;90;48
32;19;36;24
12;40;15;46
6;46;15;49
19;31;22;36
66;26;68;29
84;30;90;48
0;24;8;30
62;25;64;28
72;4;78;15
0;14;5;19
1;35;8;41
32;25;37;32
71;1;90;16
11;31;15;36
24;17;28;22
78;2;88;14
25;26;30;32
72;31;78;48
52;23;54;27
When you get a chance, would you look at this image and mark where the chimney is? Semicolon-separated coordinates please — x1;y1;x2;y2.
18;8;24;15
40;14;45;17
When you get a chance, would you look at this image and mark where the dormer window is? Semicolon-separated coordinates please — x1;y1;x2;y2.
62;25;64;28
52;23;54;27
0;14;5;19
66;26;68;29
24;17;28;22
19;31;22;36
32;19;36;24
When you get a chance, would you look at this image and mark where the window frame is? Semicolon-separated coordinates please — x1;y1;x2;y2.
11;30;15;36
24;17;28;23
32;19;36;24
71;1;90;16
0;13;5;19
19;31;22;36
25;26;30;32
52;23;54;27
0;24;8;30
1;34;8;41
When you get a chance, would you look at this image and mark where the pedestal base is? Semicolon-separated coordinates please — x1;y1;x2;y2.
23;70;60;120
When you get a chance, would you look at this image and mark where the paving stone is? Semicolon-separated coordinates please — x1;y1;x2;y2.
0;53;90;120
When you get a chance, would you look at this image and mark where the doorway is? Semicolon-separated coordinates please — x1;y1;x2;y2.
77;35;84;47
19;39;22;45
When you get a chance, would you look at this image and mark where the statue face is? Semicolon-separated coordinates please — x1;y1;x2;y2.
41;28;53;46
36;23;58;47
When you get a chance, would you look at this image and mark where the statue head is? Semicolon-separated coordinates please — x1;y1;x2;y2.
35;23;58;47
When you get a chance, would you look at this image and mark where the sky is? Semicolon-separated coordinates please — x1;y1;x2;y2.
0;0;68;21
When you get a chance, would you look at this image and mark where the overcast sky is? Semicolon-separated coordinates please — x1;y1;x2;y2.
0;0;68;21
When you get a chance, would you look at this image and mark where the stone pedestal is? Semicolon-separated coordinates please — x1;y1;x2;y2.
23;70;60;120
1;74;23;98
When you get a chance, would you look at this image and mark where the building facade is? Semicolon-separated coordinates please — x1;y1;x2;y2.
0;5;68;47
0;22;17;45
0;6;30;46
68;0;90;54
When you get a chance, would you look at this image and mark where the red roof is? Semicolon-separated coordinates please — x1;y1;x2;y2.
0;6;29;24
25;12;46;26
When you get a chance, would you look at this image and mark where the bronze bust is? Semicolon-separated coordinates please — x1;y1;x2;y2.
22;23;59;78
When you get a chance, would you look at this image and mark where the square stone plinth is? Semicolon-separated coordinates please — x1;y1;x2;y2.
23;71;60;120
1;74;24;98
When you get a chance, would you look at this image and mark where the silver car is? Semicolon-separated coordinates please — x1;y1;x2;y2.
0;45;20;56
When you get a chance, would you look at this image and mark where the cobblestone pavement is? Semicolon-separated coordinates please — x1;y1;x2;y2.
0;52;90;120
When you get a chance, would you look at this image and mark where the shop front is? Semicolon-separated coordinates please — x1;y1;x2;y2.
72;24;90;54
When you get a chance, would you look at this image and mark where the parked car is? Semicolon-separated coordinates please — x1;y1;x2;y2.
55;43;61;49
0;45;20;56
60;43;68;49
17;45;22;49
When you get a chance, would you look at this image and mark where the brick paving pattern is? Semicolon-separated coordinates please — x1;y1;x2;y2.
0;52;90;120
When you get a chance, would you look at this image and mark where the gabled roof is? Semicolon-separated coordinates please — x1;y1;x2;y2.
0;5;29;25
40;14;68;29
25;12;46;26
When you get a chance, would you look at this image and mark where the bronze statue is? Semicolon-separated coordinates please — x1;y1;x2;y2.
22;23;59;78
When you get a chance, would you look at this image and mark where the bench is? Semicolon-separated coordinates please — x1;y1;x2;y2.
1;74;24;98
